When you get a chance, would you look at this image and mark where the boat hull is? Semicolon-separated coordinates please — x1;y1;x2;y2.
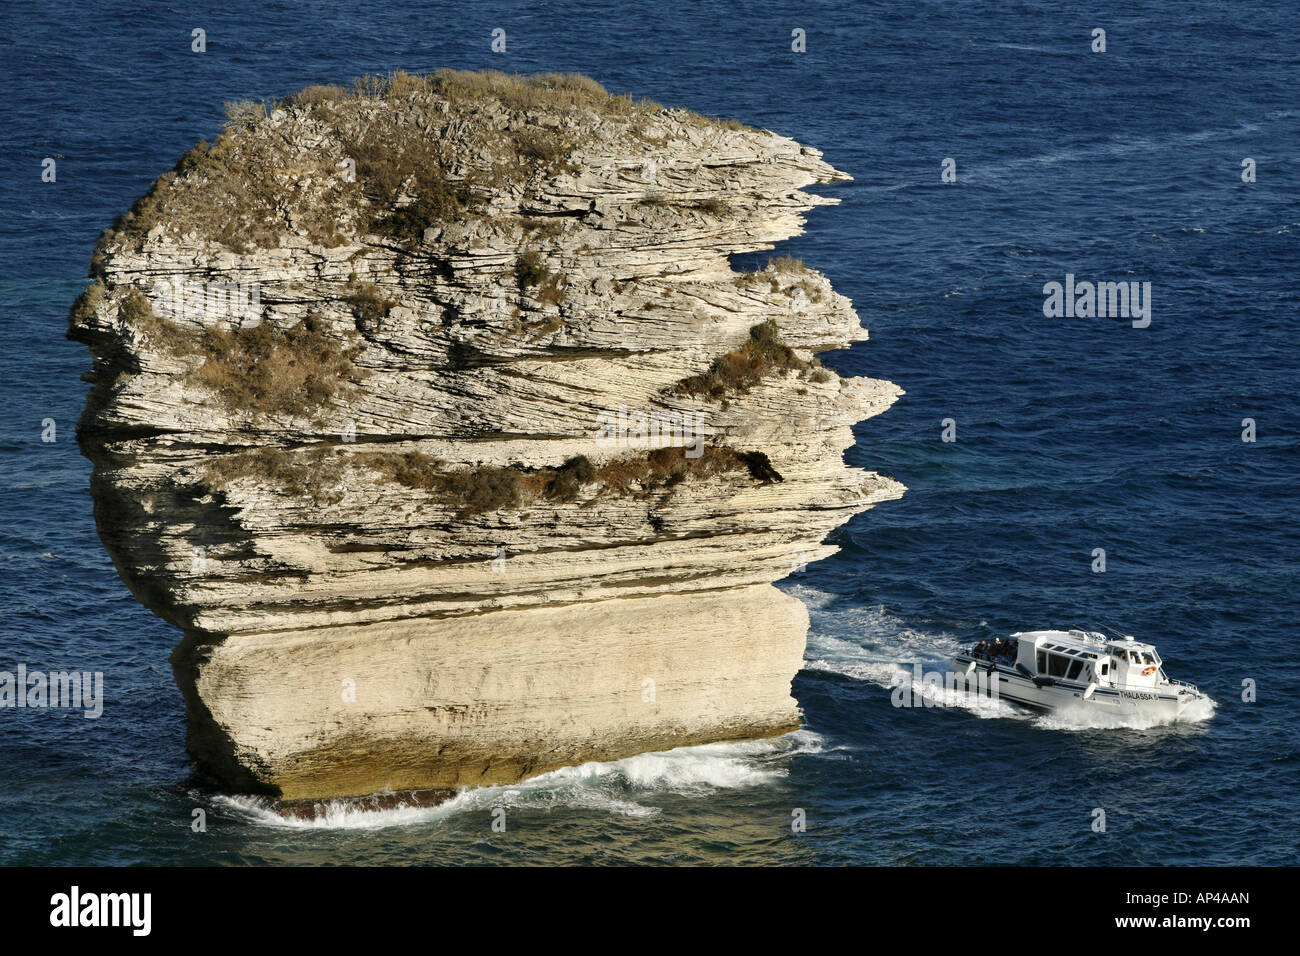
949;656;1203;720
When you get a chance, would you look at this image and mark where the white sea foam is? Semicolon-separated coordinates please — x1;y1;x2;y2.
789;584;969;685
791;587;1021;721
214;729;827;830
1036;693;1217;732
993;42;1054;53
892;668;1025;720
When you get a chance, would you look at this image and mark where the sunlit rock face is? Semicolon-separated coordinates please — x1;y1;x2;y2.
70;71;903;802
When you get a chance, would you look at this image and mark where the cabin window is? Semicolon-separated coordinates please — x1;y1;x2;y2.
1037;651;1047;673
1066;659;1085;681
1100;662;1109;676
1048;654;1070;678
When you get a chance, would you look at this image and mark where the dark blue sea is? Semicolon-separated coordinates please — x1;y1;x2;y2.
2;0;1296;865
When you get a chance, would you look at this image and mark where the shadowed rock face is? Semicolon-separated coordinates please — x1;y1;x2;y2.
69;71;903;802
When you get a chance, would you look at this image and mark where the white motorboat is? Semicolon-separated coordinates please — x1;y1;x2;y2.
949;628;1209;720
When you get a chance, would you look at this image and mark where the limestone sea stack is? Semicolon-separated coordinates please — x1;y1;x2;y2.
69;70;904;803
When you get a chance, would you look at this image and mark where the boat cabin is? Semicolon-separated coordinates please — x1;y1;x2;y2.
1011;629;1164;689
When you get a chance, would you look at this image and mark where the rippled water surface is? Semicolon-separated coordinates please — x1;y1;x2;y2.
1;0;1296;864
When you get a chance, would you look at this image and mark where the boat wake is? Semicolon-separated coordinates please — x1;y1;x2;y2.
791;585;1015;714
212;730;828;830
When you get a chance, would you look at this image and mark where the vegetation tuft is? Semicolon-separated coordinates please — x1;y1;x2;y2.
514;252;566;306
671;319;808;400
192;315;362;419
368;445;763;516
68;279;107;328
116;291;363;420
96;69;753;259
734;256;825;304
201;446;348;505
198;441;778;515
345;282;397;327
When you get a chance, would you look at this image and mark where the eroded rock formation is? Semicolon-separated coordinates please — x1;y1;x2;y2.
70;71;903;803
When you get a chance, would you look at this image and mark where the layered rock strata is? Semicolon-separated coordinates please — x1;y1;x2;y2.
70;71;903;802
